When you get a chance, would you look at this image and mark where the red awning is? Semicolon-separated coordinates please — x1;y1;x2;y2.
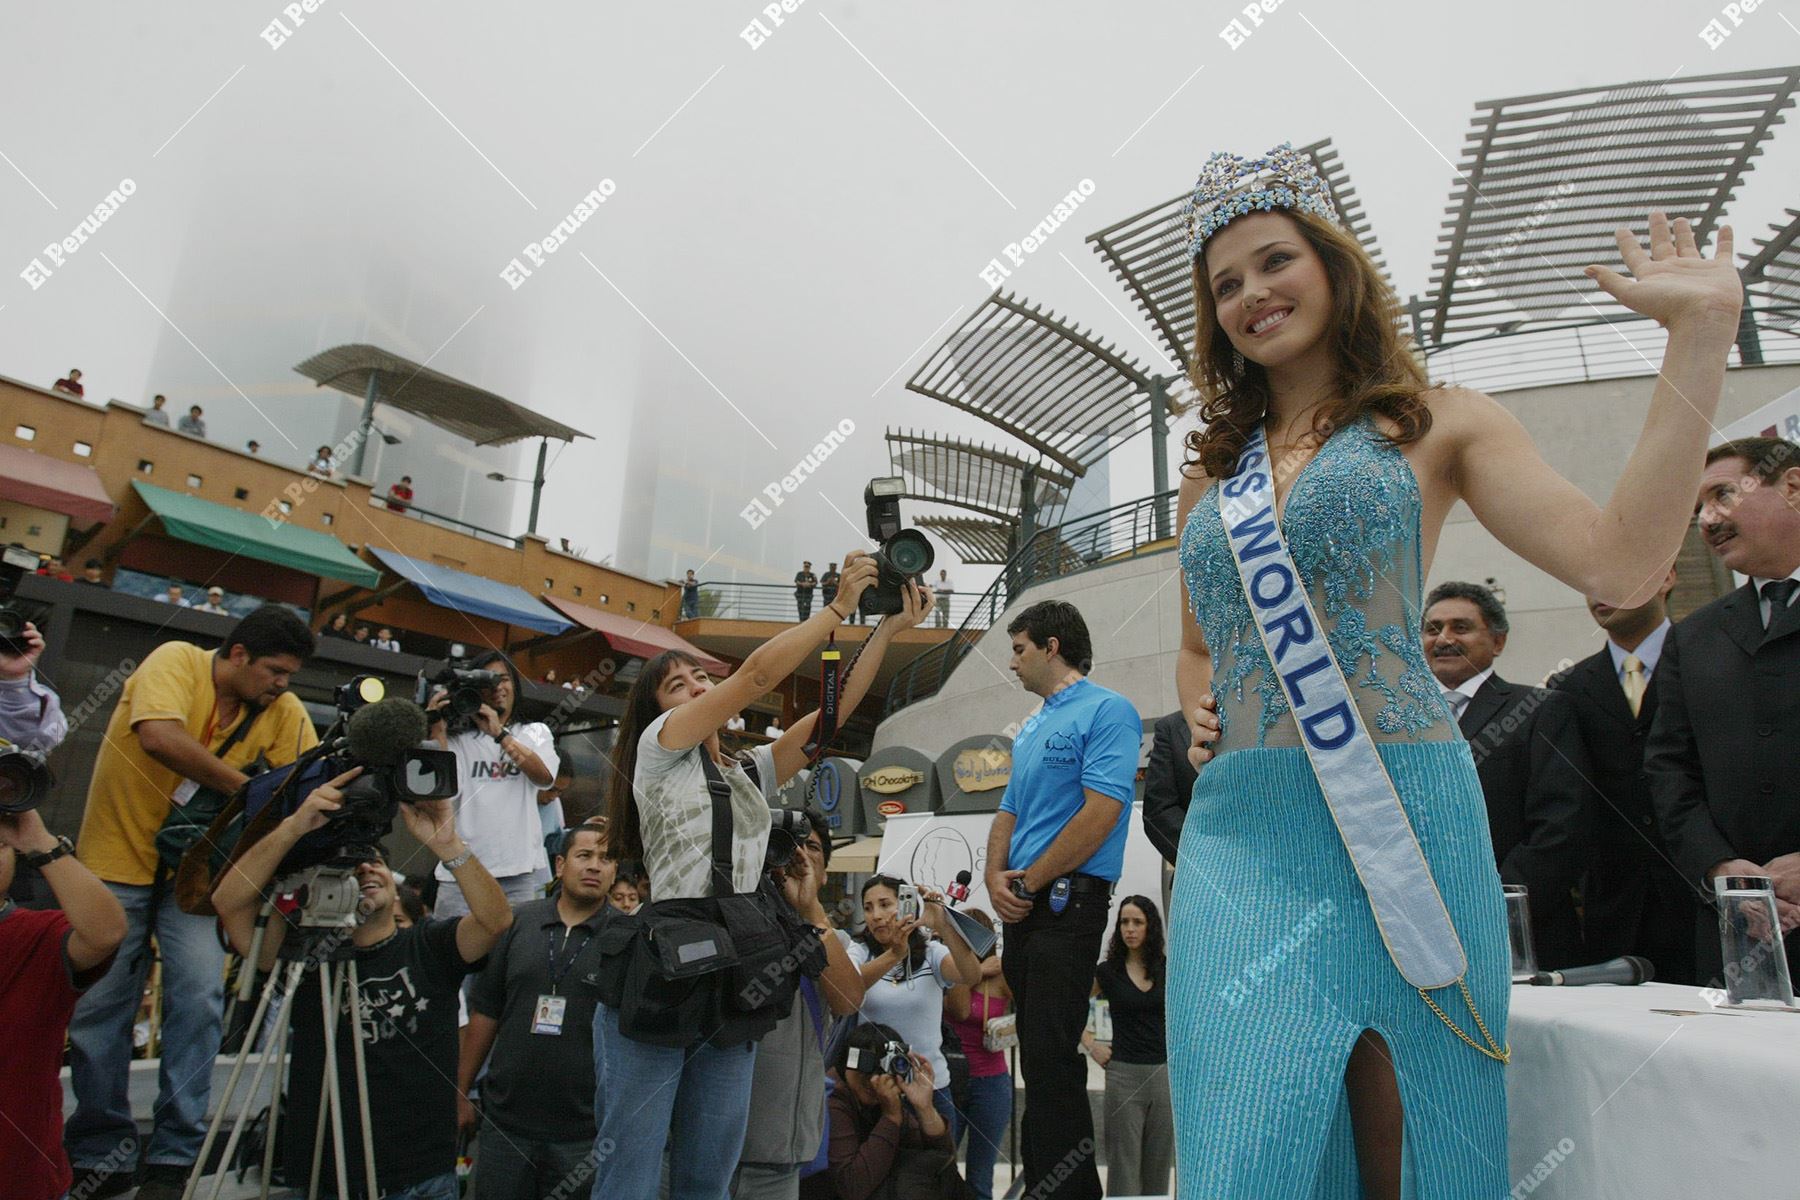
542;594;731;675
0;444;115;526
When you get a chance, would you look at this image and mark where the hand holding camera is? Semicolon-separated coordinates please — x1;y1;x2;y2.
400;796;464;862
0;619;44;681
0;804;60;856
897;1052;937;1116
283;766;365;835
828;551;880;620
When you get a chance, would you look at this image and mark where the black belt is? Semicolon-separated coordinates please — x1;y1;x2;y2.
1032;873;1115;906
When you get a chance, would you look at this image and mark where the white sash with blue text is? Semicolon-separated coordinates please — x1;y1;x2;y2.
1219;426;1467;990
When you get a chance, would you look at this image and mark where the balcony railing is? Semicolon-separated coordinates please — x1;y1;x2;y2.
689;581;986;627
364;492;522;548
882;489;1179;716
1422;304;1800;394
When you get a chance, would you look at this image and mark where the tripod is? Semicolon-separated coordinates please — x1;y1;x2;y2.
182;866;382;1200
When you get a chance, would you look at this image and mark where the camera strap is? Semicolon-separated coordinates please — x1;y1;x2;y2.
803;634;843;764
699;751;759;899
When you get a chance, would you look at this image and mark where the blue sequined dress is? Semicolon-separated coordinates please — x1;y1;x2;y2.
1170;416;1511;1197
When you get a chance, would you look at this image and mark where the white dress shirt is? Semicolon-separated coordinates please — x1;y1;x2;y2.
1752;564;1800;628
1438;665;1495;720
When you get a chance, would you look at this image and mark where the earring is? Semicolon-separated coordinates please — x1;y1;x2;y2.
1231;348;1245;374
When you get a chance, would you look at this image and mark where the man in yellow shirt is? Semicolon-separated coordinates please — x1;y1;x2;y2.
65;606;318;1200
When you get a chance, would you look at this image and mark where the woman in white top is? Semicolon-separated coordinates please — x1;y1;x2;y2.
849;874;983;1144
594;552;933;1199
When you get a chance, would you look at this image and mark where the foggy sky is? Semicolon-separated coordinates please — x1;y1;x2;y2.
4;1;1797;590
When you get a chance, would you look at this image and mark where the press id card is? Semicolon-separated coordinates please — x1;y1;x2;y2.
532;994;567;1036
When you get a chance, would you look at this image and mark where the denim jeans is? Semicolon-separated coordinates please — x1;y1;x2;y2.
434;868;550;919
590;1004;758;1200
65;881;226;1169
957;1072;1013;1200
931;1085;960;1148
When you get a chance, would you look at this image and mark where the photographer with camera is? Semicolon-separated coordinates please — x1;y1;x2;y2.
66;605;319;1200
0;618;128;1200
213;767;513;1199
424;651;560;917
849;876;983;1143
817;1022;966;1200
735;810;868;1200
594;551;930;1200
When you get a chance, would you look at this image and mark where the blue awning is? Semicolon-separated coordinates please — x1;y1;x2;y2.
368;547;572;634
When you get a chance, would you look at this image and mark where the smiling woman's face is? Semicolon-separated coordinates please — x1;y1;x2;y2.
1202;210;1333;370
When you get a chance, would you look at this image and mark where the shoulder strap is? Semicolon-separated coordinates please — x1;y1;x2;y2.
698;751;740;899
215;700;265;757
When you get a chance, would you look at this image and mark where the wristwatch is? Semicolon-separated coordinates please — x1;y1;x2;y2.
493;725;514;748
24;835;75;869
442;847;474;871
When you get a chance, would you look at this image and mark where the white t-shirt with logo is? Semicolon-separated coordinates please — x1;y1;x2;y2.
437;723;561;882
634;709;775;900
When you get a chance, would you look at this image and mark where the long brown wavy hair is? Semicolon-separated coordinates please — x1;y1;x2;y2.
1181;208;1431;481
604;648;703;868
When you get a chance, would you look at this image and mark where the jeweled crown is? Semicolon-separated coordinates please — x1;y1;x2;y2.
1181;142;1340;258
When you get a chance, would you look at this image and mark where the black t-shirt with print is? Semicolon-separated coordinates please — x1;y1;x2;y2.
282;919;479;1195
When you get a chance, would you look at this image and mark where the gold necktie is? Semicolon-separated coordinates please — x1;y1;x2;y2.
1621;654;1646;718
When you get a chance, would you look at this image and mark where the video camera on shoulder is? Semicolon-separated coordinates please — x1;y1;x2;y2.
861;477;933;618
414;661;503;735
243;675;457;875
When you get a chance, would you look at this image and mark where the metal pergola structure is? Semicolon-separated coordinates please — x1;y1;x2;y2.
905;291;1156;480
915;516;1018;565
294;343;593;534
1745;208;1800;337
884;426;1075;551
1416;66;1800;348
1084;137;1390;369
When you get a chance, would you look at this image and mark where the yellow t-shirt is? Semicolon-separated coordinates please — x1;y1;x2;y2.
77;641;319;885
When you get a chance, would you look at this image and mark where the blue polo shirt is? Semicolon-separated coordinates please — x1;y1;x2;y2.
999;677;1141;881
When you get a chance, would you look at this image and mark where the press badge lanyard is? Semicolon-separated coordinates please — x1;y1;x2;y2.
1219;426;1507;1064
532;923;593;1036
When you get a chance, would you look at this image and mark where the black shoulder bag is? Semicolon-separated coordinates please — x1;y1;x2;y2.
605;750;823;1048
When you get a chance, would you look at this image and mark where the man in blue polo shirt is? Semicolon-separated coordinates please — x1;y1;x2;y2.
983;599;1140;1200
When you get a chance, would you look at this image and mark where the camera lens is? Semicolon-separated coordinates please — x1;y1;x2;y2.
0;747;49;815
885;530;934;576
0;608;23;638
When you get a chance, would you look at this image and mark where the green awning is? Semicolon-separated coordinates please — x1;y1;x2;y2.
132;480;381;587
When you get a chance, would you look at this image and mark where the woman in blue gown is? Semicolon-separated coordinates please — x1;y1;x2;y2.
1168;145;1743;1198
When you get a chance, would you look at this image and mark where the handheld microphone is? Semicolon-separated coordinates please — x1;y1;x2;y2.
946;870;972;906
345;699;431;768
1527;955;1654;988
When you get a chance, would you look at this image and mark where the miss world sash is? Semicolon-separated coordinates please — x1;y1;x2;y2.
1219;427;1467;991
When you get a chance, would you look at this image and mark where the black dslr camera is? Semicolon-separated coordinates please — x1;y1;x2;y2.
0;738;51;815
415;663;502;735
0;544;44;657
860;477;933;618
765;808;813;870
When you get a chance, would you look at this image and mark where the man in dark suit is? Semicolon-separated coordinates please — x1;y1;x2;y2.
1424;582;1594;969
1549;569;1701;983
1648;436;1800;988
1142;709;1197;865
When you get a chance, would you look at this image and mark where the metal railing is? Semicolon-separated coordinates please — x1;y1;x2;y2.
364;492;522;548
1422;305;1800;394
882;489;1178;715
690;581;986;627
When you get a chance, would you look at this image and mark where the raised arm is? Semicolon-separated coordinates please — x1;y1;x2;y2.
1448;214;1742;607
770;580;933;784
658;552;880;753
0;809;125;972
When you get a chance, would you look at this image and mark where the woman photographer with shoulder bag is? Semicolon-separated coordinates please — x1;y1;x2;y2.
593;552;933;1200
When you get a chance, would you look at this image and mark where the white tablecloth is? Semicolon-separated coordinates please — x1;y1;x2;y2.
1507;982;1800;1199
